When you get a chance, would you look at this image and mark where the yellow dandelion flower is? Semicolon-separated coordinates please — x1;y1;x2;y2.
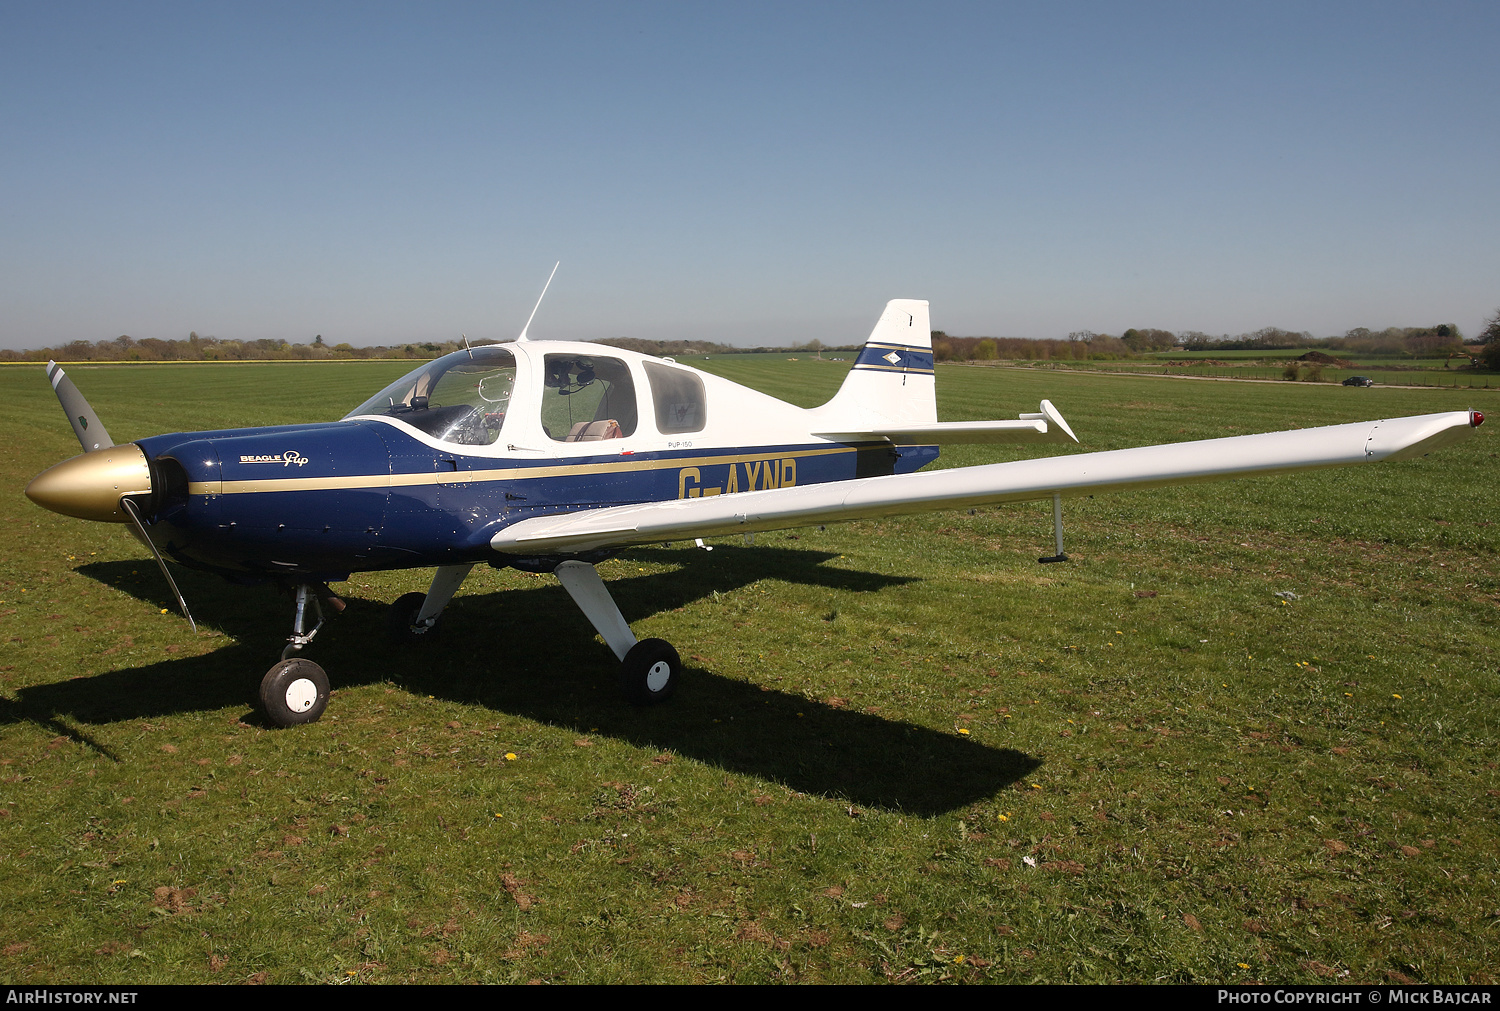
1238;963;1251;969
504;753;517;761
1392;694;1401;700
997;814;1009;822
957;728;970;735
1030;783;1041;790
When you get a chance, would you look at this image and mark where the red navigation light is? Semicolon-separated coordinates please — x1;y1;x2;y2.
1472;411;1485;427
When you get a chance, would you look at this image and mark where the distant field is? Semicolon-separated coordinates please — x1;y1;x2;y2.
1;359;1495;984
1143;351;1463;367
996;359;1495;389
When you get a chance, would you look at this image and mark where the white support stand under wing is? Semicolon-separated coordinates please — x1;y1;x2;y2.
1038;492;1068;564
553;560;639;661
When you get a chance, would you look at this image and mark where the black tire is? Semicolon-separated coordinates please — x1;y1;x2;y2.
260;658;330;728
385;591;441;644
618;638;680;705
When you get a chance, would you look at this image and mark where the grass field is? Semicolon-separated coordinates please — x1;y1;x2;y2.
1;358;1496;984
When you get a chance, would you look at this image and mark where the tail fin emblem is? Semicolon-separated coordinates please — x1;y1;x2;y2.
882;351;902;365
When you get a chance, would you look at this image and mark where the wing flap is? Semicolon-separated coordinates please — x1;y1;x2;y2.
490;411;1477;555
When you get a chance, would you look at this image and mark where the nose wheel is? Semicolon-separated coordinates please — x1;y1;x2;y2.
260;657;330;727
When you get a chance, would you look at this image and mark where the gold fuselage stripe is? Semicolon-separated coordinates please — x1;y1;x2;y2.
188;445;856;496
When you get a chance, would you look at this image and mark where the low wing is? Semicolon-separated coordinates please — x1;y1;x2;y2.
491;411;1481;556
812;400;1079;445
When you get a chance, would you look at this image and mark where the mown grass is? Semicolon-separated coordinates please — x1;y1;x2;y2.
989;359;1496;389
0;358;1496;984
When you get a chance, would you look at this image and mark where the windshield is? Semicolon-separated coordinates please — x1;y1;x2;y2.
345;346;516;446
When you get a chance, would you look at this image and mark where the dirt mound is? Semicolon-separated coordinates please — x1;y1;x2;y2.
1296;350;1356;367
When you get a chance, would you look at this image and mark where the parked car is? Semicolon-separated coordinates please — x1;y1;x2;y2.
1342;376;1375;387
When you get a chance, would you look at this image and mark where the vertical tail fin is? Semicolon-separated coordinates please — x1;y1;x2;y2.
810;299;935;429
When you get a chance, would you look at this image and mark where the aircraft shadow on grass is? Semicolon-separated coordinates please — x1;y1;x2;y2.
2;544;1040;815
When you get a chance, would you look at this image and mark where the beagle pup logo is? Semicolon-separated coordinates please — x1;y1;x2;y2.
239;450;310;467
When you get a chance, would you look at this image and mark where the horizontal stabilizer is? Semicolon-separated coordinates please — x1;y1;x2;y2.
491;411;1480;556
814;400;1078;445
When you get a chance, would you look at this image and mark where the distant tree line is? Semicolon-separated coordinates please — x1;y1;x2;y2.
1181;323;1469;358
932;332;1136;362
0;332;468;363
933;315;1497;368
1480;308;1500;371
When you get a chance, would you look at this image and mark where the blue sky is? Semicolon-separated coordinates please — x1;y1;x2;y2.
2;1;1497;349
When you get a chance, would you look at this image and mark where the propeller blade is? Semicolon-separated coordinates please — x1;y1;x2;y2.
120;497;197;633
46;361;114;452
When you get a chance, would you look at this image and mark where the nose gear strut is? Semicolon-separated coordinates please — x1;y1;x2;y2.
260;583;344;727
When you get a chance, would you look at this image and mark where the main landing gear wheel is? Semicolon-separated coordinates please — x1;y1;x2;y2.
618;638;681;706
260;658;330;728
385;591;441;644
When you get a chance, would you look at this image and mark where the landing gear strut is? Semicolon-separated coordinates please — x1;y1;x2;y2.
386;564;472;644
554;560;681;705
259;582;341;728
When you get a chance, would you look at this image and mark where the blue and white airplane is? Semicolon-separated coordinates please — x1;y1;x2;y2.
26;297;1482;727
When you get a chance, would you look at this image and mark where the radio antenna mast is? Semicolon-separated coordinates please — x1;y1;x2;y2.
516;262;560;342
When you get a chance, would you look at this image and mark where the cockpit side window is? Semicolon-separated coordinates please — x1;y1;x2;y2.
345;347;515;447
643;361;706;434
540;355;638;442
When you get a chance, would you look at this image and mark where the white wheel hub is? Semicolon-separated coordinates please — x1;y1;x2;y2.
645;660;672;693
284;677;319;713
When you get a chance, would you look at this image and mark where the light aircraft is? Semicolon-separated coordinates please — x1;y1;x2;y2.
25;295;1483;728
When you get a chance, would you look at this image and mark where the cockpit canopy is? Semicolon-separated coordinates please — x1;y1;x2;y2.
346;346;516;446
346;344;707;447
